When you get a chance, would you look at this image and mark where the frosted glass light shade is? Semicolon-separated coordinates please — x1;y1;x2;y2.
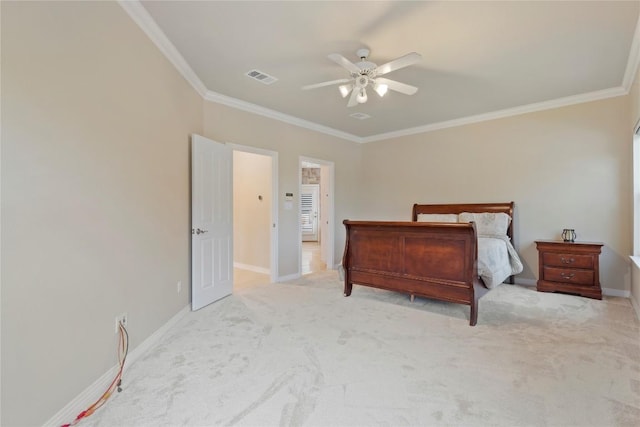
356;88;368;103
338;84;352;98
374;83;388;97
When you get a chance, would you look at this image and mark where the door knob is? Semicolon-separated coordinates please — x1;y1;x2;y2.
196;228;208;235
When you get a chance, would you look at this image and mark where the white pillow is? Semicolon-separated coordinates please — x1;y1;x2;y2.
458;212;511;236
416;213;458;223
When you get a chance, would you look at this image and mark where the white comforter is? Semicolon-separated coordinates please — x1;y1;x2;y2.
477;235;524;289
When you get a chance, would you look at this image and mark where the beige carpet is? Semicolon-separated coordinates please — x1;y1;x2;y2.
87;270;639;426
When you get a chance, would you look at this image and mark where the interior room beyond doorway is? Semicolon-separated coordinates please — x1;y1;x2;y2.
301;160;328;275
233;149;273;286
302;241;326;275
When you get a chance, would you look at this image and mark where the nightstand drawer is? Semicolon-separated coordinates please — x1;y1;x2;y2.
543;266;594;286
542;253;593;269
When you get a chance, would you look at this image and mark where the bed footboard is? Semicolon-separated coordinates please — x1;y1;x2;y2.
342;220;483;326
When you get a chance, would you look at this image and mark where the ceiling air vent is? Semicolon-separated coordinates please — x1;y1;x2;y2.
245;69;278;85
350;112;371;120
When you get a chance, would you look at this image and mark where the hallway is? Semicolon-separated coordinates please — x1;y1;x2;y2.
301;241;326;275
234;241;327;289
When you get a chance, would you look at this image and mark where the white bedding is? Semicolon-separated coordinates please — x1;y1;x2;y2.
477;235;524;289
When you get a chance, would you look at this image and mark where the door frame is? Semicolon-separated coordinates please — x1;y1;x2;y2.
299;156;335;273
228;143;279;283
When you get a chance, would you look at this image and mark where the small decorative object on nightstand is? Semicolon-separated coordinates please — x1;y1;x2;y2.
561;228;576;242
535;240;603;299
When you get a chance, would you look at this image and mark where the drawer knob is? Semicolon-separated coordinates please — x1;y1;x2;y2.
561;257;575;264
560;272;576;280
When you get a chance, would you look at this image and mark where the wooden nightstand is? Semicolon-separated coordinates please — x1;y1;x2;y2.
535;240;604;299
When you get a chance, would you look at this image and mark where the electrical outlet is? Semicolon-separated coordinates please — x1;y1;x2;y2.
115;313;128;334
177;281;182;293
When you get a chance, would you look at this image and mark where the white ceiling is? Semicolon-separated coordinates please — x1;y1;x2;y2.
125;1;640;143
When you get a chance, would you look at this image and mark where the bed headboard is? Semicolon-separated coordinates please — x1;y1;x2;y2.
411;202;515;240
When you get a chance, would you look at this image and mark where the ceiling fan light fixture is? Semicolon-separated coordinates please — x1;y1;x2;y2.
305;48;421;107
374;83;388;97
338;84;352;98
356;88;368;104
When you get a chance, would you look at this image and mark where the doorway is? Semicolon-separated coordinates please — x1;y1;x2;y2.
301;184;320;242
231;144;278;287
300;157;334;275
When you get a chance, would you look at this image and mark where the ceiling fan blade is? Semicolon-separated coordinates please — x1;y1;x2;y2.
328;53;361;74
375;77;418;95
302;78;351;90
347;88;360;107
376;52;422;76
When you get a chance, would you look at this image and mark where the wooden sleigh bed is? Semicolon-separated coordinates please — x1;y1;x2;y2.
341;202;517;326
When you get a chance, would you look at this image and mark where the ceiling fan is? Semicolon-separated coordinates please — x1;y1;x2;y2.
302;48;422;107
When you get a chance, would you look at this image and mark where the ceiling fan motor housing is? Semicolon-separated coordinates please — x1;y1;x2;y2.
356;62;377;75
355;48;377;76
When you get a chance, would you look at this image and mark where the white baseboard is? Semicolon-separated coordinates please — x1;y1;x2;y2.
277;272;300;282
234;262;270;275
602;287;631;298
43;305;190;427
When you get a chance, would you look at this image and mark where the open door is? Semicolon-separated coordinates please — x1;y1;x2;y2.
191;134;233;311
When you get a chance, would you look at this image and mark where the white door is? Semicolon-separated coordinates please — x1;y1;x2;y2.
191;134;233;311
301;184;319;242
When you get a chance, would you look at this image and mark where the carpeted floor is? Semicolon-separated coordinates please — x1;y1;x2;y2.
87;270;640;426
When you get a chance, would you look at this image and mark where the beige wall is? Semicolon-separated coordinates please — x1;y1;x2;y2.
203;102;363;276
2;1;638;425
233;151;272;270
1;2;202;425
360;97;632;292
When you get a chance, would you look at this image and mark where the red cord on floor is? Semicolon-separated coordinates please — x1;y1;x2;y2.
61;321;129;426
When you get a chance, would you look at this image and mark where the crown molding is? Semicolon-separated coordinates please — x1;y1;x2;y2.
118;0;207;97
119;1;361;143
120;0;637;145
203;91;362;143
361;87;628;143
